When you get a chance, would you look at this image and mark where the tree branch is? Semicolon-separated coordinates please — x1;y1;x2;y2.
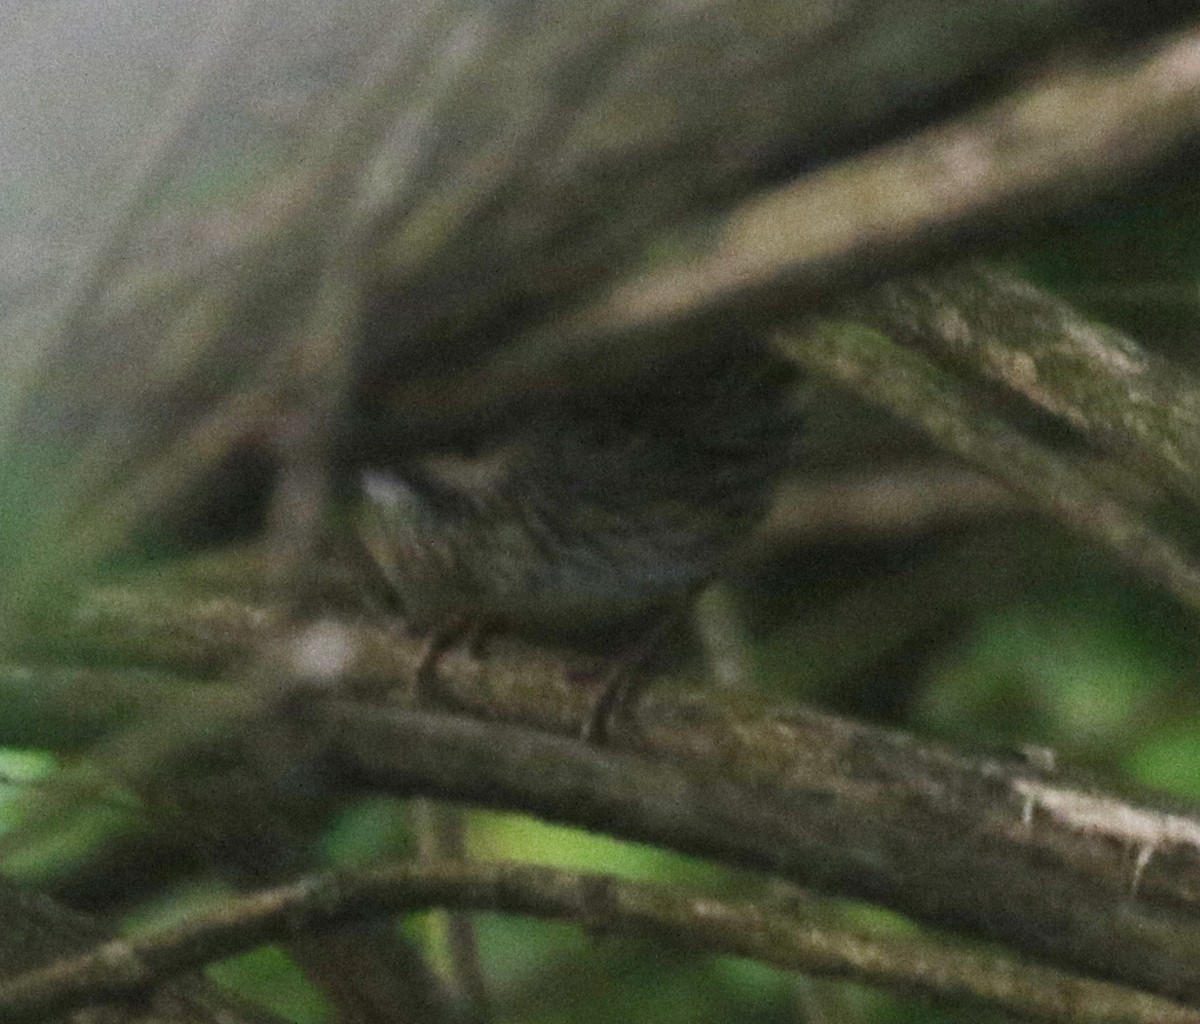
12;4;1200;553
12;578;1200;1003
3;861;1197;1024
0;876;288;1024
844;263;1200;508
383;23;1200;433
6;4;1200;1019
305;699;1200;1006
775;321;1200;614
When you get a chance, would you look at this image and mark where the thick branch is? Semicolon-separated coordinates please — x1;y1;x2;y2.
307;700;1200;1006
845;263;1200;508
775;321;1200;615
363;2;1200;381
384;23;1200;433
14;585;1200;1002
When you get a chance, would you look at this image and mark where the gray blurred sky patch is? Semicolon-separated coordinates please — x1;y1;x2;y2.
0;0;383;285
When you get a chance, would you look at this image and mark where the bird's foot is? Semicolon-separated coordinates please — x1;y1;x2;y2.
413;617;488;706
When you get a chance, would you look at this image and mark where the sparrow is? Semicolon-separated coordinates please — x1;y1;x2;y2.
358;341;802;735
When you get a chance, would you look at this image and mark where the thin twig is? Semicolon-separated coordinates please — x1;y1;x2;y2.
1;860;1196;1024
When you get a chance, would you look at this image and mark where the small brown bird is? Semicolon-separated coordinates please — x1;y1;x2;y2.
358;342;802;734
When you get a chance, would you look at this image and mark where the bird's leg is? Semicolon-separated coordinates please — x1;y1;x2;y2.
413;617;466;704
414;617;491;705
581;598;693;744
